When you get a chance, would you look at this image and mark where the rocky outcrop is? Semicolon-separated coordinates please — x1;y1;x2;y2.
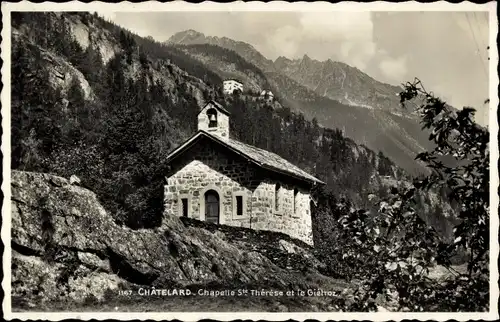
12;30;94;101
11;170;328;306
61;12;121;64
12;12;214;117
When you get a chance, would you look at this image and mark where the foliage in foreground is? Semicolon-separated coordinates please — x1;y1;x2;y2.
314;79;489;312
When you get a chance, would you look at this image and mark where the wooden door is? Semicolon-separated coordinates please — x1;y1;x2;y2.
205;190;219;224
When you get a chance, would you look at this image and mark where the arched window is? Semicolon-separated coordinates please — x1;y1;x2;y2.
205;190;220;224
207;108;218;128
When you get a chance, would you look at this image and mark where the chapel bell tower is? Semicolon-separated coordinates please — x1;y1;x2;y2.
197;100;230;140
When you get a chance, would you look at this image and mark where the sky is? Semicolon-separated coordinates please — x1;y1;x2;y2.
98;11;491;126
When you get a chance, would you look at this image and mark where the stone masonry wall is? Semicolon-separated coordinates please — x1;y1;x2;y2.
164;138;313;245
253;182;313;244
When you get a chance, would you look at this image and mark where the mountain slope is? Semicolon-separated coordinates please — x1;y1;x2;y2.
266;71;433;174
274;55;409;113
174;43;271;93
168;35;433;174
11;11;413;226
167;30;417;114
166;29;276;72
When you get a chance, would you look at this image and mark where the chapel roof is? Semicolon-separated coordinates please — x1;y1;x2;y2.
223;79;243;84
166;130;325;185
197;100;231;116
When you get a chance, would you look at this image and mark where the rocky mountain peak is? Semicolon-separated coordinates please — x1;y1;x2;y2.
274;55;292;68
185;29;203;36
297;54;316;67
167;29;207;44
168;29;275;72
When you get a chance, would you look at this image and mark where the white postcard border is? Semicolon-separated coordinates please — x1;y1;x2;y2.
1;1;498;321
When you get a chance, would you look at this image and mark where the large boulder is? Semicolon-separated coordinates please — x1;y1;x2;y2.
12;251;123;304
10;170;304;304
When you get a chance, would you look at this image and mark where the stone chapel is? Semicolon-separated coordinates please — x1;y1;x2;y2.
163;100;324;245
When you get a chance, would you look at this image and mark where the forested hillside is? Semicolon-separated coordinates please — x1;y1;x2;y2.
12;12;202;228
11;11;454;238
175;43;271;93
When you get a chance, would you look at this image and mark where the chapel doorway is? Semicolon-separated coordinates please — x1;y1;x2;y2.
205;190;220;224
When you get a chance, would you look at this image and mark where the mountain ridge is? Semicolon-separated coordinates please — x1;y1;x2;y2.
167;29;408;112
166;29;276;72
167;30;434;175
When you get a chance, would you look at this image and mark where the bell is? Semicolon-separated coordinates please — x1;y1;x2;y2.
209;114;217;122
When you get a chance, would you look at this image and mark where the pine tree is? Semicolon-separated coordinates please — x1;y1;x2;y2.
79;45;104;88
